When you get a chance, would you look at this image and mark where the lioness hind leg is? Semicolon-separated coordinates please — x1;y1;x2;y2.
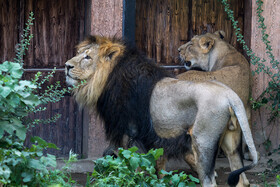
221;129;250;187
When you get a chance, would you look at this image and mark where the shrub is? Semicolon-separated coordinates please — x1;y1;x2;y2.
88;147;199;187
0;12;77;186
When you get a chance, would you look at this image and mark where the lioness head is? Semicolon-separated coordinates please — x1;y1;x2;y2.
65;36;125;108
178;31;225;71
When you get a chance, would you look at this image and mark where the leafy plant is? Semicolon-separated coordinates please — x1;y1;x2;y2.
220;0;280;150
88;147;199;187
0;12;77;186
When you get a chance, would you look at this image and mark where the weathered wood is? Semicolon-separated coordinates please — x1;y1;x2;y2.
23;0;85;68
0;0;20;62
136;0;190;65
135;0;245;65
250;0;280;153
0;0;85;157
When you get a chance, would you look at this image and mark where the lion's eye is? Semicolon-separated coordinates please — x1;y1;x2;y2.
85;55;91;60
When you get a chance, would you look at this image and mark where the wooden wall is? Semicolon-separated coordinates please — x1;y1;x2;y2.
135;0;245;65
0;0;85;157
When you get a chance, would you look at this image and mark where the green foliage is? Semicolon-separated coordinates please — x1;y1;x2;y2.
220;0;280;123
0;12;77;186
0;136;77;186
88;147;199;187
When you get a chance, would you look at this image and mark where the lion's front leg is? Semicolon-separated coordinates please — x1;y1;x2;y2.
156;156;167;178
103;134;130;157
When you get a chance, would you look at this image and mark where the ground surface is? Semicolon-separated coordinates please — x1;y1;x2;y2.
58;153;279;186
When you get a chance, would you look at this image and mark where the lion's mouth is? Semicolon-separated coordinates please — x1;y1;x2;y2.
183;61;192;70
184;61;191;67
66;74;79;81
65;70;78;81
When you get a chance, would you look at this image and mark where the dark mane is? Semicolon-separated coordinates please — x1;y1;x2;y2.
96;44;191;158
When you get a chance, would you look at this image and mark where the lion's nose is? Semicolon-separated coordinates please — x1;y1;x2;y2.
66;64;74;71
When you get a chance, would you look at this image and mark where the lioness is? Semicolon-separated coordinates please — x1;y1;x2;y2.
178;31;252;186
65;36;258;186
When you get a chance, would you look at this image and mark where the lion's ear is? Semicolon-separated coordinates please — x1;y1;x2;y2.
214;30;225;40
103;43;124;61
199;36;214;53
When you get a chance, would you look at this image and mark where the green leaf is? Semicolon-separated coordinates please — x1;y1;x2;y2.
6;94;21;108
31;136;59;150
161;170;173;175
129;156;140;170
187;182;197;187
40;154;57;168
0;62;8;71
189;174;200;183
15;80;37;91
122;150;131;159
0;127;4;139
0;164;11;180
128;146;138;153
22;172;33;182
153;148;164;160
178;182;187;187
11;68;23;79
0;61;23;78
21;94;41;106
0;86;12;98
0;119;26;140
28;159;46;171
171;174;180;185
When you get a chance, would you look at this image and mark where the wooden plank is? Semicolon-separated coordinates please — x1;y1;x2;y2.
23;0;85;69
135;0;190;65
0;0;20;62
135;0;245;65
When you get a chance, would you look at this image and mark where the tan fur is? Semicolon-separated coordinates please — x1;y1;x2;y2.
178;31;252;186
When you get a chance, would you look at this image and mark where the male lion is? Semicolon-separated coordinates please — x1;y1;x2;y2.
178;31;252;186
65;36;258;186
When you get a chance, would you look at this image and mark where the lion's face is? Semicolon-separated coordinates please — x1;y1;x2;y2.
65;44;99;86
178;31;225;71
65;36;125;108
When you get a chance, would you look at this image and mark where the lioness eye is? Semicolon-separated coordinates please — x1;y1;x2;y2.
85;55;91;60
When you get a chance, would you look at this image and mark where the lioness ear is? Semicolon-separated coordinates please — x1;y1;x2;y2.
199;36;214;53
214;30;225;40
